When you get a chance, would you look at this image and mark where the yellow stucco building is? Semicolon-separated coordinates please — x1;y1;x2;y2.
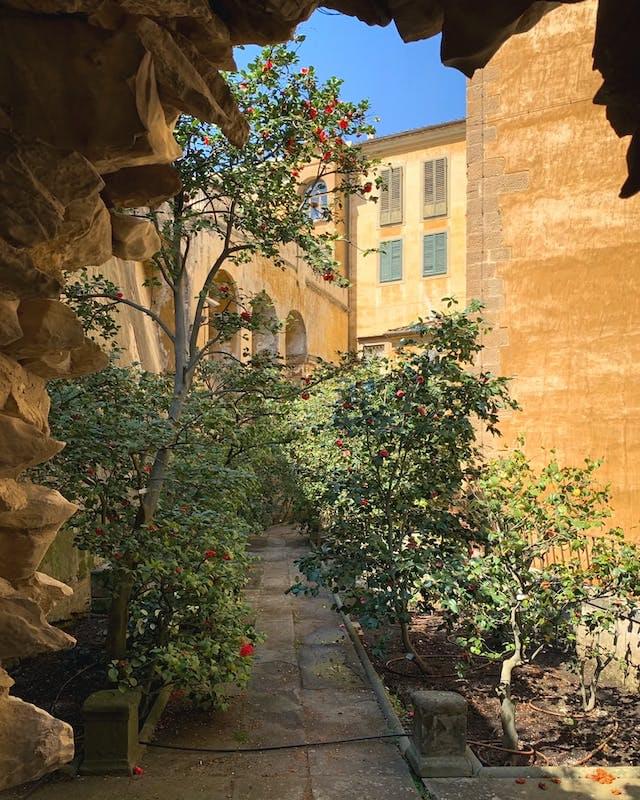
348;121;467;355
467;0;640;540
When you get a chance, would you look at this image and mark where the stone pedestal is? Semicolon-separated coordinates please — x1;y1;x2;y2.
406;691;476;777
81;690;141;776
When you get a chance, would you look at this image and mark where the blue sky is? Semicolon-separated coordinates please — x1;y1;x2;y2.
234;9;466;137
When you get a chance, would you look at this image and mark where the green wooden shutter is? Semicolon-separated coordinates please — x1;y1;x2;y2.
380;239;402;282
423;233;447;276
423;157;448;218
379;167;391;225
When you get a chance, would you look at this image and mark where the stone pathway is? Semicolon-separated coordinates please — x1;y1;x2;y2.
3;524;421;800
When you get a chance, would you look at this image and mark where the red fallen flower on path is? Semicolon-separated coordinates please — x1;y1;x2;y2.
362;182;372;193
338;118;348;130
240;642;255;657
301;391;310;400
300;67;310;75
395;389;406;399
515;778;526;785
335;438;344;447
240;310;253;322
204;549;217;559
378;448;390;458
417;406;427;416
263;59;274;72
133;766;144;776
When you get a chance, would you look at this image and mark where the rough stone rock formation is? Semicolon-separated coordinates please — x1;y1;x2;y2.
0;0;637;792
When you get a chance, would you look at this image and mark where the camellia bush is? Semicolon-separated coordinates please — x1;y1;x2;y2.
33;358;297;709
63;39;379;657
450;446;640;750
290;301;516;670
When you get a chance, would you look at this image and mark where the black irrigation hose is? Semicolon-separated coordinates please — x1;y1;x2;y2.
139;731;409;754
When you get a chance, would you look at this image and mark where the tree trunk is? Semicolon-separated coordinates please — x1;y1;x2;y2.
106;572;134;660
497;606;523;753
400;618;431;676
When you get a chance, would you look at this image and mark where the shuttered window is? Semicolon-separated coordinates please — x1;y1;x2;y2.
423;233;447;277
379;166;403;225
423;157;448;218
380;239;403;283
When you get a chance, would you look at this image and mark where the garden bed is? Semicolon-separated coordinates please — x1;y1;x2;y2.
362;613;639;768
9;613;107;745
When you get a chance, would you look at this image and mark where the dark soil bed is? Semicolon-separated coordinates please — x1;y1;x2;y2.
362;613;640;767
8;614;108;745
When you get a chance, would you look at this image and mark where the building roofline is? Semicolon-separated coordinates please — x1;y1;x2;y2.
360;118;466;156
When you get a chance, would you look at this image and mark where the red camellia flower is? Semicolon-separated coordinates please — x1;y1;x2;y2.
291;168;300;177
203;135;210;145
322;150;333;162
417;406;427;416
335;438;344;447
395;389;406;399
324;103;335;114
115;291;124;300
343;401;353;410
363;182;372;193
114;552;123;561
222;553;232;561
219;284;229;295
366;417;374;425
133;766;144;776
416;375;425;385
322;271;335;282
143;465;152;474
378;448;390;458
338;118;348;130
240;642;255;657
240;310;253;322
204;549;217;559
308;106;318;120
300;67;310;75
246;107;254;115
316;128;328;143
360;498;369;507
301;391;310;400
263;59;274;72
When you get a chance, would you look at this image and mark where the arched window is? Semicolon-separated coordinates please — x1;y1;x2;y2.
304;179;328;222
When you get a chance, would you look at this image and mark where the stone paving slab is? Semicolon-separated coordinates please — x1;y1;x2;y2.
425;773;640;800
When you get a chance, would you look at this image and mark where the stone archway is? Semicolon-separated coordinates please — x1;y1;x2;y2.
207;270;241;362
285;310;308;374
251;293;279;358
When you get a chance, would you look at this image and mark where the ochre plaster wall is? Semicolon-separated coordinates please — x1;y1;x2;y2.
467;1;640;539
352;126;467;347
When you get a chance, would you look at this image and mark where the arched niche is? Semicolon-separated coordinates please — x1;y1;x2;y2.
207;270;241;361
285;310;307;367
251;292;279;358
